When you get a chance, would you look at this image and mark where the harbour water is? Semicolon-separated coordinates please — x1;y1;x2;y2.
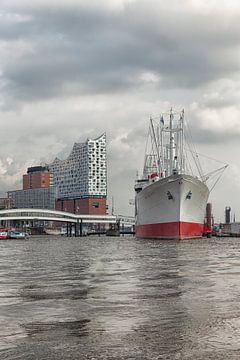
0;235;240;359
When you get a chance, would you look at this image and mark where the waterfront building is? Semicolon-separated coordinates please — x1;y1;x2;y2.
8;187;57;210
6;134;107;214
0;197;12;210
7;166;57;209
23;166;53;190
48;133;107;215
55;197;107;215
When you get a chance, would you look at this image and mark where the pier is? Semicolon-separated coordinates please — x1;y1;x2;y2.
0;209;135;237
0;208;117;237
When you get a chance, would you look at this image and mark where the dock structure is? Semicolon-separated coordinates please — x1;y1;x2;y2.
0;208;116;237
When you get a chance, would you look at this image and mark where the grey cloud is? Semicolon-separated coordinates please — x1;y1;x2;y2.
120;127;146;146
0;0;240;219
191;126;240;144
203;97;237;109
0;1;240;105
187;110;240;145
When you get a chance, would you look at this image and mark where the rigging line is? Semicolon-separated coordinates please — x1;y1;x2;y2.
183;145;228;166
203;164;228;181
183;147;194;176
184;124;203;177
184;131;203;179
185;155;193;176
184;119;204;177
143;125;151;174
150;117;161;172
183;127;195;157
188;139;203;178
187;151;228;166
209;166;228;192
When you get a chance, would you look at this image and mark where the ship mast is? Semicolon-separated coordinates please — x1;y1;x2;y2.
169;108;174;175
142;109;186;179
139;108;227;186
150;116;161;174
179;109;184;174
166;108;185;176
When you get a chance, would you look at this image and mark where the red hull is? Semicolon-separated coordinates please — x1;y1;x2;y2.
136;221;204;240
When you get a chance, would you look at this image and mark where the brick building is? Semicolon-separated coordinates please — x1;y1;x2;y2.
7;134;107;215
23;166;53;190
55;197;107;215
8;166;57;209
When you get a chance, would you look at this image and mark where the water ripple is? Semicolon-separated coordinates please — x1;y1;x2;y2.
0;236;240;359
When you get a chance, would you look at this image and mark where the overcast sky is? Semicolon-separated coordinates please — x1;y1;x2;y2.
0;0;240;220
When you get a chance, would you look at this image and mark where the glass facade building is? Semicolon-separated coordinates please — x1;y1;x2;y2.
6;134;107;214
8;187;57;210
48;134;107;199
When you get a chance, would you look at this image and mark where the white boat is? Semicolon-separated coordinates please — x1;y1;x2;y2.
135;109;227;240
9;231;28;239
0;228;9;239
44;228;61;235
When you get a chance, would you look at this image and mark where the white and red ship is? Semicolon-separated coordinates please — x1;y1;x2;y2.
135;109;221;240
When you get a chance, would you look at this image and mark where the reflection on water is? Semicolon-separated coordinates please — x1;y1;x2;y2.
23;319;90;338
0;236;240;359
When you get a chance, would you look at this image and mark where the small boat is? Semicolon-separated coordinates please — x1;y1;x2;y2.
44;228;61;235
106;223;120;236
0;228;9;239
9;231;28;239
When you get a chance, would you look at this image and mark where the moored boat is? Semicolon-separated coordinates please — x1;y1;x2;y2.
44;228;61;235
0;228;9;239
9;230;28;239
135;109;227;240
136;173;209;239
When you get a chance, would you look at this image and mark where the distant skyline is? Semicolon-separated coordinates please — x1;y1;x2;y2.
0;0;240;220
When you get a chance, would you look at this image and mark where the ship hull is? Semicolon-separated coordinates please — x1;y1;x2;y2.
135;174;209;240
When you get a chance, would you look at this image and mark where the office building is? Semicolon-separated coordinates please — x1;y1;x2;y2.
7;134;107;214
23;166;53;190
0;197;12;210
8;187;57;210
8;166;57;209
48;133;107;215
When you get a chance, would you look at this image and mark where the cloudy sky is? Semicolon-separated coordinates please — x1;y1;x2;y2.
0;0;240;220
